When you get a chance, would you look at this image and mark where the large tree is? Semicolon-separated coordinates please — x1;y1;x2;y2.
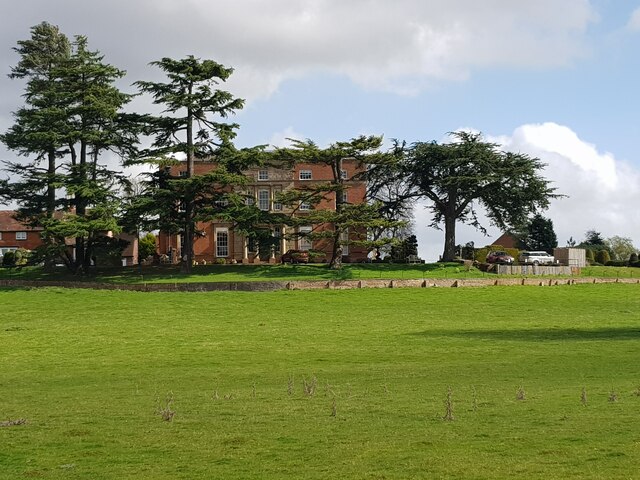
406;131;559;261
275;135;403;269
134;56;246;273
1;26;137;273
605;236;636;261
0;22;70;220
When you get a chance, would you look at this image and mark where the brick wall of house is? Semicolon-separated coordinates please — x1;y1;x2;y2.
159;159;369;264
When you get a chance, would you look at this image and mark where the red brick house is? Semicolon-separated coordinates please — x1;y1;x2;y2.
0;211;43;258
0;210;138;266
157;159;369;264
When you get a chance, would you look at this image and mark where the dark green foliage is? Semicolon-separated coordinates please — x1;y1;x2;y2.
604;260;628;267
519;214;557;252
138;233;157;262
405;132;559;261
2;251;16;267
581;230;606;247
2;24;137;273
595;249;610;265
274;136;404;269
133;56;253;273
629;252;639;264
390;234;419;262
585;248;595;263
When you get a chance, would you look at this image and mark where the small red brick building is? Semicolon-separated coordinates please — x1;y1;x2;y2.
157;159;369;264
0;210;138;266
0;211;43;257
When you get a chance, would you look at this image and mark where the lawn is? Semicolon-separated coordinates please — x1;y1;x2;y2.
1;262;639;284
1;284;640;479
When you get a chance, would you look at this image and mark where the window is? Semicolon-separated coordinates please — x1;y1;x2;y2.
258;169;269;181
273;187;282;211
0;232;2;240
340;229;349;255
216;228;229;257
299;170;312;180
16;231;27;240
272;228;282;253
179;171;187;178
341;169;348;180
341;191;348;203
299;226;312;251
244;190;255;206
299;201;311;211
258;190;270;211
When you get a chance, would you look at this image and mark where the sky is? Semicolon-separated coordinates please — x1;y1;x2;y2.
1;0;640;260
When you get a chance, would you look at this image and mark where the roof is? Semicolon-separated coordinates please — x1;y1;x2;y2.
0;211;43;232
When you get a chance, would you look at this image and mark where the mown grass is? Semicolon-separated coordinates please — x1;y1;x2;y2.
1;263;639;284
1;284;640;478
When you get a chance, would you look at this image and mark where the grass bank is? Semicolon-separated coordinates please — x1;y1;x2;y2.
1;263;639;284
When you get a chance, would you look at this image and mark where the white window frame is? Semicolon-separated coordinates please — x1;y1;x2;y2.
215;228;229;257
179;171;188;178
258;169;269;181
341;169;348;180
299;170;312;180
16;231;27;241
299;226;312;251
299;201;311;211
258;189;270;211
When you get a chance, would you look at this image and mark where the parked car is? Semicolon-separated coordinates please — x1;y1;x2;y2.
486;251;514;264
519;251;555;265
281;249;310;264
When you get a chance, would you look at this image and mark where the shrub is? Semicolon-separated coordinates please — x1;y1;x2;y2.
596;250;611;265
630;261;640;268
605;260;628;267
308;249;327;263
629;253;639;264
585;249;595;263
2;251;16;267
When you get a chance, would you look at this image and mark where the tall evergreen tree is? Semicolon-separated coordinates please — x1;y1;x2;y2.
2;26;138;273
0;22;70;220
134;56;246;273
275;136;404;269
519;214;558;252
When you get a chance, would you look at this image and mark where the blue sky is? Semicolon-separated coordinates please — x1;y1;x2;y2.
1;0;640;260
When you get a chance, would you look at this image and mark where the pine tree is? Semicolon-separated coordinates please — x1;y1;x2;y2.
2;25;138;273
275;136;404;269
0;22;70;221
134;56;247;273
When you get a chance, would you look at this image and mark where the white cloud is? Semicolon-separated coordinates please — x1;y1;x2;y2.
415;122;640;261
0;1;598;102
268;127;306;148
627;7;640;31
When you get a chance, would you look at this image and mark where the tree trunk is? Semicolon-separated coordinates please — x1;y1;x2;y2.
47;149;56;217
441;211;457;262
181;98;194;274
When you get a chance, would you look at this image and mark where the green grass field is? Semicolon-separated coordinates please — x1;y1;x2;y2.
2;284;640;478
